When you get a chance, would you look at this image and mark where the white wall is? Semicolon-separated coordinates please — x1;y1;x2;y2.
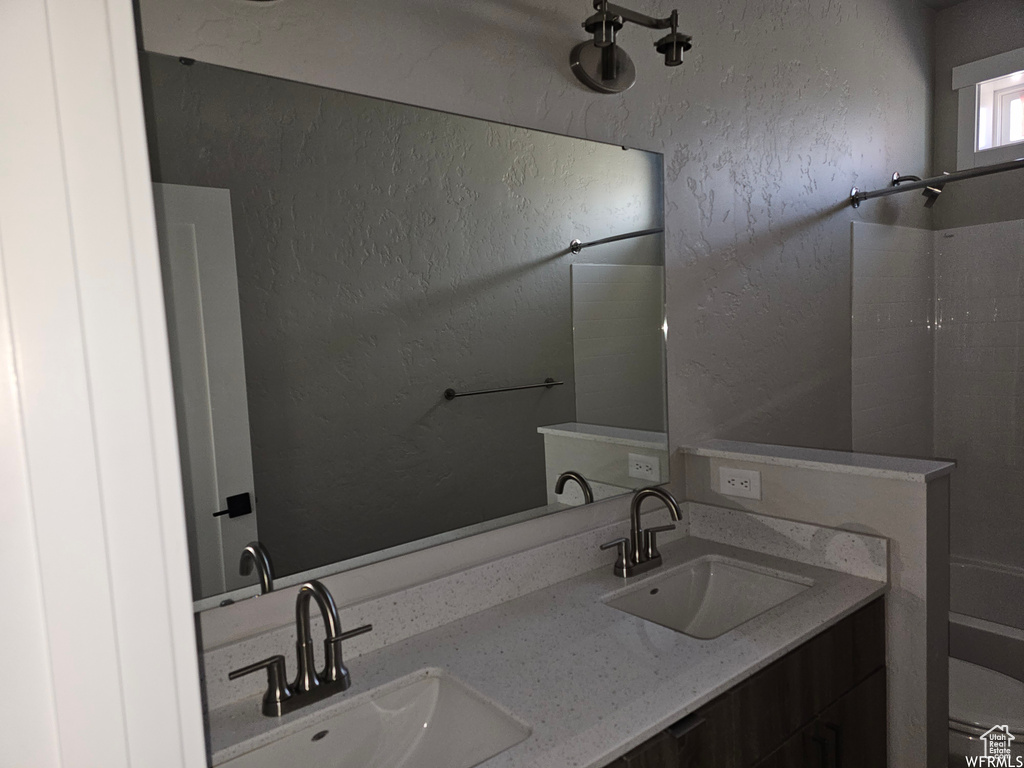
542;427;669;499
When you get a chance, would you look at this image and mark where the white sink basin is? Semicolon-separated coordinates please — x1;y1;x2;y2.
604;555;812;639
220;670;530;768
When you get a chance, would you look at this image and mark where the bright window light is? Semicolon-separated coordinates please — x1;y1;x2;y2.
977;70;1024;151
1011;96;1023;143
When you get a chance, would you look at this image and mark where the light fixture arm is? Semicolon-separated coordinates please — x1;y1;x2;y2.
591;0;675;30
572;1;692;93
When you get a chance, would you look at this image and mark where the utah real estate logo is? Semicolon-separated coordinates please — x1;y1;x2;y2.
965;725;1021;767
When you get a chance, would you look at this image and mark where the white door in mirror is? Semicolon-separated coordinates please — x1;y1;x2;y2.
719;466;761;500
153;183;260;598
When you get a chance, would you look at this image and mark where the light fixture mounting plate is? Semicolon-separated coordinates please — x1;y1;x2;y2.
570;41;636;94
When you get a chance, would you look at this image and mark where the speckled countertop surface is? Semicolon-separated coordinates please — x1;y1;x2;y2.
685;439;955;482
208;535;886;767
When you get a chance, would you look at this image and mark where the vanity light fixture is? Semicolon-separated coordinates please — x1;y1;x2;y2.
570;0;693;94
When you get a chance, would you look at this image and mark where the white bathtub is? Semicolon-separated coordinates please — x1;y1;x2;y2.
951;556;1024;632
949;556;1024;683
948;558;1024;766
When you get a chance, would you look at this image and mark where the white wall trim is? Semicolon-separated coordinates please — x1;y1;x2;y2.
951;47;1024;91
0;0;205;765
0;213;63;768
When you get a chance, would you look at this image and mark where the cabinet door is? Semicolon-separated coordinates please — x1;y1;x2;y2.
751;719;821;768
754;667;888;768
607;730;680;768
672;600;885;768
818;668;887;768
667;713;705;767
606;600;886;768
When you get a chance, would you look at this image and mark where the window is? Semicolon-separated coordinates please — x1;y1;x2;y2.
953;47;1024;169
977;70;1024;151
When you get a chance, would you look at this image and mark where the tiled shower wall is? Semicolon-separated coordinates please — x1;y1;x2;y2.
934;219;1024;569
851;223;934;457
853;219;1024;572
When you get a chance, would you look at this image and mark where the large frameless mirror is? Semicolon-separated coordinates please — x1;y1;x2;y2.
138;53;667;609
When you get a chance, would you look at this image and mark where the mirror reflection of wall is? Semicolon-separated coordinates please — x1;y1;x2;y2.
571;263;666;432
139;53;667;604
537;262;668;508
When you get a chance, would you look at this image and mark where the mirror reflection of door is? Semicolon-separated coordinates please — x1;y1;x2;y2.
153;183;259;599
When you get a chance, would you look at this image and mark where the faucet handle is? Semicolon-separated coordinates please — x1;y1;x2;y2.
600;537;630;574
229;655;292;717
337;623;373;642
643;525;675;561
322;624;373;688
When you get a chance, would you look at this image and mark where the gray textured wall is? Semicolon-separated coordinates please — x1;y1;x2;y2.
932;0;1024;230
139;0;937;458
141;53;664;575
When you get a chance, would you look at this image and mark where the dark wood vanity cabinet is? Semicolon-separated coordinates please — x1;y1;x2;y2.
752;668;887;768
608;598;886;768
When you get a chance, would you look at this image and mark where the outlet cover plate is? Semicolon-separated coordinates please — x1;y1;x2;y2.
718;466;761;500
628;453;660;482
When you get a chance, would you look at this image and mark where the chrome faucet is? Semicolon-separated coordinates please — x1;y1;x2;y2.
555;470;594;504
601;486;681;577
239;540;275;594
228;579;372;717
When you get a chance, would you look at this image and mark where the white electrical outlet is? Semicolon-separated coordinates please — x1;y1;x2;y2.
628;453;660;482
719;466;761;500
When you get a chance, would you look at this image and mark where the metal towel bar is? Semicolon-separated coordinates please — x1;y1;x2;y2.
444;378;563;400
850;158;1024;208
569;227;664;253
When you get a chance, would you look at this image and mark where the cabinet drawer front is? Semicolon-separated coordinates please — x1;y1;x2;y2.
679;599;885;767
817;667;887;768
608;729;680;768
753;668;888;768
730;598;884;764
607;599;885;768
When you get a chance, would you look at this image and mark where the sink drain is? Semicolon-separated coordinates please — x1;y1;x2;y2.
649;588;659;595
312;730;329;742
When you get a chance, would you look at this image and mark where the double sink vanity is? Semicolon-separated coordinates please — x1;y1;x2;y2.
205;495;888;768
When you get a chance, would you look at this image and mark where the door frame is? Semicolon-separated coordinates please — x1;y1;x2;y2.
0;0;206;765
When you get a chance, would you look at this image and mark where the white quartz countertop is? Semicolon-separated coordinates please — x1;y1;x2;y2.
685;439;955;482
537;422;668;450
208;536;886;767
